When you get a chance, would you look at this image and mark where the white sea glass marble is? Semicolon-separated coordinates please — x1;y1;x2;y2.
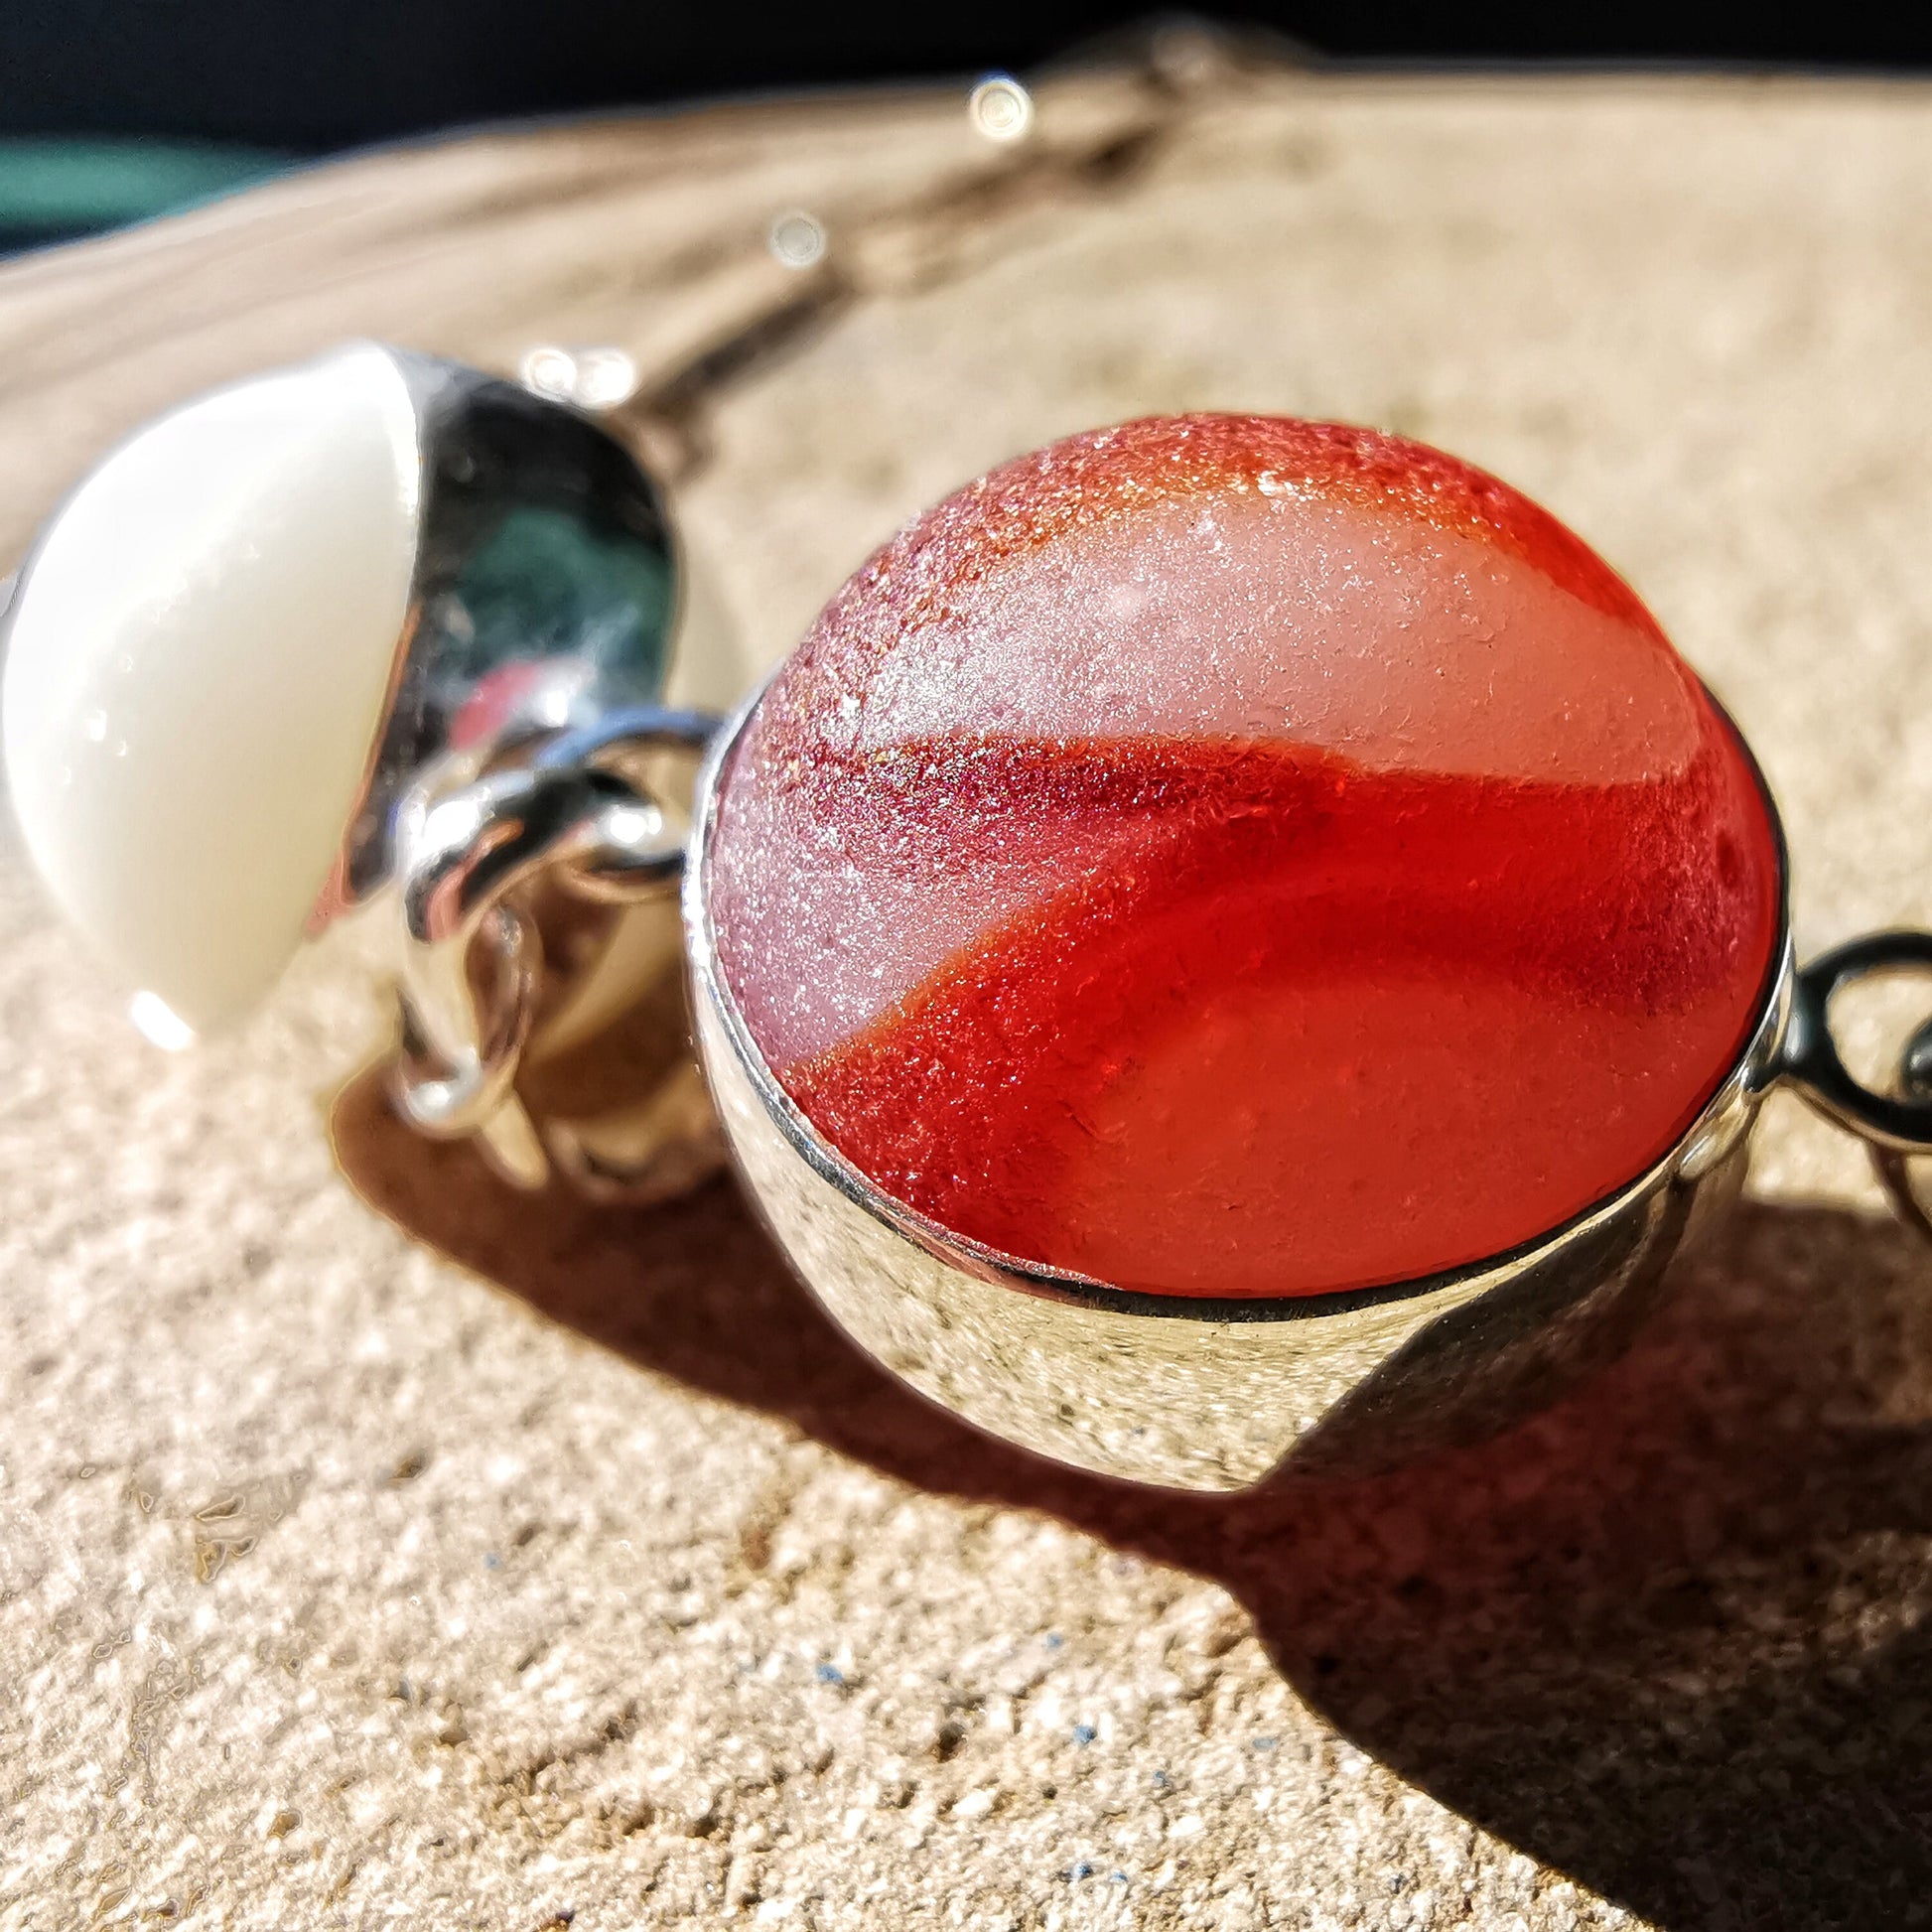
2;345;422;1035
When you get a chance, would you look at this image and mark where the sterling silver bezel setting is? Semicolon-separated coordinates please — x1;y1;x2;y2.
683;687;1811;1491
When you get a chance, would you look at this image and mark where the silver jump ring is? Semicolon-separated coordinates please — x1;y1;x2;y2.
389;712;718;1185
1780;929;1932;1153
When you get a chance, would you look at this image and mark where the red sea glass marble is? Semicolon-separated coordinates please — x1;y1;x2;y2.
707;416;1782;1299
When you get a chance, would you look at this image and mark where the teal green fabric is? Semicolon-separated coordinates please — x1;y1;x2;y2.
0;138;282;238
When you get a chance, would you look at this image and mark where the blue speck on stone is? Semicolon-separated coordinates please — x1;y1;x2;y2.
1152;1769;1172;1790
815;1663;846;1686
483;1552;500;1570
1044;1633;1064;1651
1071;1724;1097;1746
1066;1863;1094;1882
1109;1872;1131;1885
1252;1735;1278;1751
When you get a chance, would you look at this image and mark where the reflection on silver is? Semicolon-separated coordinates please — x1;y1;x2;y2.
295;346;708;1192
389;707;715;1186
329;349;680;918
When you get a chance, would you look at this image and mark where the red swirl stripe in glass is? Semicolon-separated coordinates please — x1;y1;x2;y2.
707;416;1782;1299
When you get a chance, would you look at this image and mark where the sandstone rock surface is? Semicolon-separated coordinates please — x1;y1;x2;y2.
6;45;1932;1930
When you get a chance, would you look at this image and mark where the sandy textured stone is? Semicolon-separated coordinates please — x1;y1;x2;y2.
7;44;1932;1931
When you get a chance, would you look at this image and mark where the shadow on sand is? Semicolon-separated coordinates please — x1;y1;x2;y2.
336;1071;1932;1932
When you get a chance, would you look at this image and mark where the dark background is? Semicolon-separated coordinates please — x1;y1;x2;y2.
6;1;1932;151
4;1;1928;254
